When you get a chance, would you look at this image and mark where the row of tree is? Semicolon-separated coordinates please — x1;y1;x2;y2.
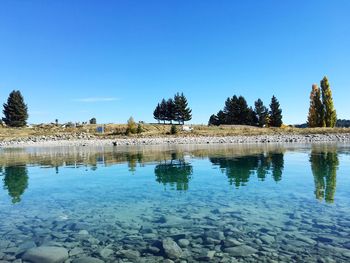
307;76;337;128
153;92;192;124
1;90;28;127
208;95;283;127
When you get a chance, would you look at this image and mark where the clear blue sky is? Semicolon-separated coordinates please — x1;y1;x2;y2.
0;0;349;125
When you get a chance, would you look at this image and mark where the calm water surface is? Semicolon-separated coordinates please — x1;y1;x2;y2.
1;143;350;262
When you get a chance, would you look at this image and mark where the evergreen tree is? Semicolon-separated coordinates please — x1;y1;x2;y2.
247;106;258;126
224;95;250;125
153;103;161;123
166;98;176;124
307;84;324;127
269;95;283;127
217;110;226;125
174;93;192;124
208;114;220;126
254;99;269;127
321;76;337;128
2;90;28;127
159;99;168;124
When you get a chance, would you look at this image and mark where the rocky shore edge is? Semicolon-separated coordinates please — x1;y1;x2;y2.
1;133;350;148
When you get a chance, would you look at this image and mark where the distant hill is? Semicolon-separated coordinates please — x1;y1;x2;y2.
293;119;350;128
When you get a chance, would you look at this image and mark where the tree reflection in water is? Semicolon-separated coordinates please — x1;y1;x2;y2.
210;152;284;188
154;153;193;191
2;166;29;204
310;146;339;203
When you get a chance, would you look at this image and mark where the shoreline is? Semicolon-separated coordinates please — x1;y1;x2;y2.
1;133;350;148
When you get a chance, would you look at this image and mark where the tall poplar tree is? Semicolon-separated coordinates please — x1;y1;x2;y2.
2;90;28;127
307;84;324;127
269;95;283;127
321;77;337;128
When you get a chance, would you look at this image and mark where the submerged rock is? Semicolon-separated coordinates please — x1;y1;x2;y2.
72;257;104;263
22;246;68;263
162;238;183;259
224;245;258;257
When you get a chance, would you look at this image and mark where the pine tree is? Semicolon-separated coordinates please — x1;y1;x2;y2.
174;93;192;124
166;98;176;124
247;106;258;126
215;110;226;125
208;114;220;126
153;103;161;123
321;77;337;128
269;95;283;127
307;84;324;127
2;90;28;127
254;99;269;127
159;99;168;124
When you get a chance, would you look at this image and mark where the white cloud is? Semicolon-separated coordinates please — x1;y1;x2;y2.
73;97;119;103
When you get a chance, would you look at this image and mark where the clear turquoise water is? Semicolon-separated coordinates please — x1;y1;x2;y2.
0;144;350;262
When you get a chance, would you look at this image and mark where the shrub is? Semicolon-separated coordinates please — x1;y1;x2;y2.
170;124;177;135
126;117;137;135
89;118;97;124
137;123;143;134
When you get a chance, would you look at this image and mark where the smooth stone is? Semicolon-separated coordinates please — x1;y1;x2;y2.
72;257;104;263
22;246;68;263
119;249;140;260
178;239;190;248
197;250;216;260
69;247;84;257
78;230;89;235
260;235;275;244
224;245;258;257
99;248;113;259
223;238;242;247
162;238;183;259
163;260;175;263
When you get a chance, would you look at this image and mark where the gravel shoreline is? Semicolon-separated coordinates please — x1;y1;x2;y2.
1;133;350;148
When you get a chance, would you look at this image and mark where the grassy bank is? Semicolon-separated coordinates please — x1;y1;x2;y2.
0;124;350;141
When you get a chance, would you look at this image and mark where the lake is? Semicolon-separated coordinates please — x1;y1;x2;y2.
0;143;350;262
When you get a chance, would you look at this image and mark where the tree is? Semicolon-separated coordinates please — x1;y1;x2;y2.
247;106;258;126
159;99;168;124
217;110;226;125
166;98;176;124
321;77;337;128
153;103;161;123
2;90;28;127
269;95;282;127
208;114;220;126
254;99;269;127
89;118;97;124
307;84;324;127
174;92;192;124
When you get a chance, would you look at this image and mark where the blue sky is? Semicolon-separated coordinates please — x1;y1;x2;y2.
0;0;349;125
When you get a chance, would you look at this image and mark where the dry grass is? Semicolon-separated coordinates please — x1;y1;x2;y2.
0;123;349;141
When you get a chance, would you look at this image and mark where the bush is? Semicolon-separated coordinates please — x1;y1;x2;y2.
170;124;178;135
126;117;137;135
137;123;143;134
89;118;97;124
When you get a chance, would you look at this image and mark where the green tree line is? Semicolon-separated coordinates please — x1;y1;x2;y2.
208;95;283;127
153;92;192;124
